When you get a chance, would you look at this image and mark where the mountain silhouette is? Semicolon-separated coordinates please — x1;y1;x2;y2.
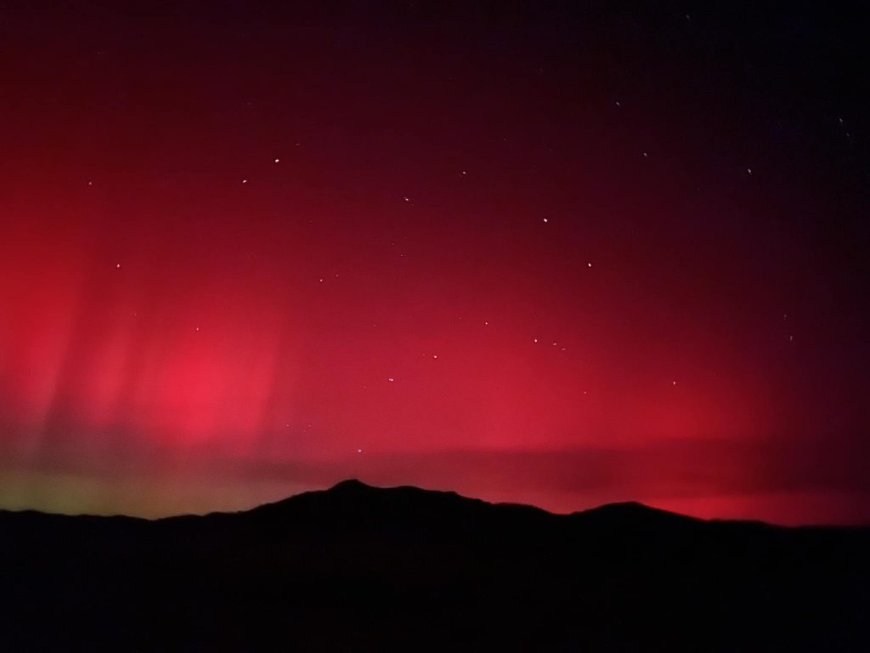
1;480;867;651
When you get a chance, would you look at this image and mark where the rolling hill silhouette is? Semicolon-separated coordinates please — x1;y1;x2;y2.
1;480;867;651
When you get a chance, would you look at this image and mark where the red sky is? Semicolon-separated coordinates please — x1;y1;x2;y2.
1;2;868;523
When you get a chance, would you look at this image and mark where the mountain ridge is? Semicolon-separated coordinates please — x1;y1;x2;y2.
1;478;855;530
0;478;867;651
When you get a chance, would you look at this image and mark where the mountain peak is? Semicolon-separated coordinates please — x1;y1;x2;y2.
329;478;375;492
595;500;654;513
574;500;700;527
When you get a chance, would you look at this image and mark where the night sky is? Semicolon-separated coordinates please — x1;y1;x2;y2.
1;2;868;524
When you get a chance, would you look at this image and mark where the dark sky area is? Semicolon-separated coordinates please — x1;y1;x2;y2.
1;1;868;523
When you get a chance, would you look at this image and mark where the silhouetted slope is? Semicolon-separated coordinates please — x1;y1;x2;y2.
0;481;867;652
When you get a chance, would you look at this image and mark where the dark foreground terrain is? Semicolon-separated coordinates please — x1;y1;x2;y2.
1;480;867;651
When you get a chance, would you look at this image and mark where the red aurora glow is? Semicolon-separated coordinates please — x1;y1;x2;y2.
0;3;868;524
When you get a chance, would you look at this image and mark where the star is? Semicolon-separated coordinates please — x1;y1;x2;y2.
115;263;121;269
672;380;678;386
542;217;549;223
587;262;592;268
387;377;395;383
242;178;248;184
746;167;753;176
273;157;280;164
